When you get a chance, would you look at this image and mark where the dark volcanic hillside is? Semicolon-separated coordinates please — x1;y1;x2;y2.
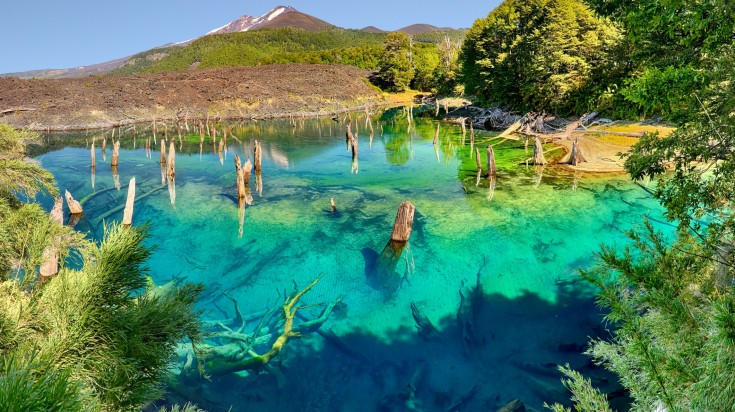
0;64;382;130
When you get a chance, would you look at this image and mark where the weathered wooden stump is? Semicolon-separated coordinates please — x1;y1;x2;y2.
122;178;136;227
40;200;61;278
330;197;336;214
235;155;246;200
65;190;83;215
487;145;496;177
110;141;120;167
240;158;251;184
568;137;587;166
90;141;96;168
160;140;166;164
375;202;415;295
254;140;262;173
49;197;63;225
167;140;176;179
533;136;546;165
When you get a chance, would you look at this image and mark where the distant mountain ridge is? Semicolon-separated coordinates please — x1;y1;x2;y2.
2;6;458;79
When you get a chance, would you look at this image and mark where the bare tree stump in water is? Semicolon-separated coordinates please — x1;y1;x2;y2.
167;140;176;179
375;202;415;295
90;141;96;168
122;178;136;227
160;140;166;165
475;147;482;172
65;190;83;215
40;197;65;280
254;140;262;173
110;141;120;167
487;145;496;177
242;160;252;186
533;136;546;165
346;123;354;151
330;197;336;214
568;138;587;166
234;155;246;200
351;132;358;160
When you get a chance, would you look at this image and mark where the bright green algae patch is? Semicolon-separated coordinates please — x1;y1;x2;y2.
35;108;666;411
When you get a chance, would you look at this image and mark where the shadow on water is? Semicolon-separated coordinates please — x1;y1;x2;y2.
155;283;629;412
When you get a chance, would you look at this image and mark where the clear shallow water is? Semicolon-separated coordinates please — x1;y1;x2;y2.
36;108;668;411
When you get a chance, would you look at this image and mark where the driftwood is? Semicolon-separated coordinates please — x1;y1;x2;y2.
410;302;439;341
487;145;496;177
375;202;415;295
167;140;176;179
64;190;83;215
122;178;135;227
0;107;36;115
567;138;587;166
533;136;546;165
499;121;522;138
254;140;262;173
185;278;334;377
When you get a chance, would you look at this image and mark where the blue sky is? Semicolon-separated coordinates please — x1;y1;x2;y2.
1;1;500;74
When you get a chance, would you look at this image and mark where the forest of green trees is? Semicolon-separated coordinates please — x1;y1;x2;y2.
2;0;735;410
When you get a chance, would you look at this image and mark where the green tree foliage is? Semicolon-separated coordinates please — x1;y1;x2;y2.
588;0;735;119
137;28;387;73
458;0;620;113
0;125;204;411
551;21;735;412
433;36;463;96
376;32;415;92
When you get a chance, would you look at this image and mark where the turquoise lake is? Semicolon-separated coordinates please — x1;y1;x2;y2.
35;107;668;411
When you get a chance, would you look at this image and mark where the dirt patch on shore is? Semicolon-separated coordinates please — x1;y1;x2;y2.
0;64;384;130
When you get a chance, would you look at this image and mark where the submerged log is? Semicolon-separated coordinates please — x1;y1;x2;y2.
375;202;415;295
254;140;262;172
487;145;496;177
411;302;439;341
496;399;526;412
167;140;176;179
122;178;136;227
457;270;484;354
568;138;587;166
533;136;546;165
65;190;83;215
